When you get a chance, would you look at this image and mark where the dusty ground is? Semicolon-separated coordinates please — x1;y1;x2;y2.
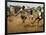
7;12;43;33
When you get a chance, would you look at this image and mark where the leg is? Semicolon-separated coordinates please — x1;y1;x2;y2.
32;17;39;24
38;17;42;23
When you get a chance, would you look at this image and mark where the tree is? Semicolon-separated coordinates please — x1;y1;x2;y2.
36;6;41;12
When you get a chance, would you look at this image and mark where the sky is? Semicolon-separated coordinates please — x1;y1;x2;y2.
7;2;43;9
